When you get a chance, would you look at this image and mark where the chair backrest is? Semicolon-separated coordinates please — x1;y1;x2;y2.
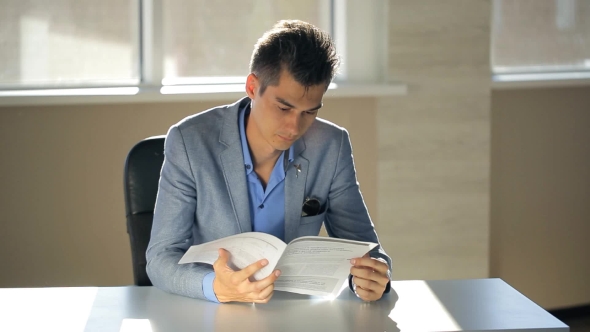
123;135;165;286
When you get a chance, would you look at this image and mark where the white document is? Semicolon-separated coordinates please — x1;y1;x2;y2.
178;232;377;297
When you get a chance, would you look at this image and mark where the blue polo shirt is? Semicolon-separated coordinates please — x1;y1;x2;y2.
202;103;294;302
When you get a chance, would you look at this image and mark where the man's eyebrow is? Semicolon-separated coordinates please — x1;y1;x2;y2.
276;97;323;112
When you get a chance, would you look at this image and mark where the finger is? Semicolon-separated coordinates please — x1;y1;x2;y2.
213;248;231;271
350;257;388;274
250;269;281;291
252;290;274;304
353;275;384;293
350;266;389;285
350;257;389;274
242;284;275;304
354;285;379;302
255;283;275;301
350;254;369;262
350;267;389;287
234;257;270;282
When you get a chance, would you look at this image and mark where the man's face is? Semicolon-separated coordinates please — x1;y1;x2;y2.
246;71;325;152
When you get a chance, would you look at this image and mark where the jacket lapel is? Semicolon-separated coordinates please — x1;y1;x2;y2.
284;137;308;243
219;98;252;233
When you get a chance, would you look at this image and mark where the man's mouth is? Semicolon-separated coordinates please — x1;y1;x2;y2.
277;135;296;142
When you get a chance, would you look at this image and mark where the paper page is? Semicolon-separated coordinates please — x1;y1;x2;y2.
178;232;287;280
274;236;377;297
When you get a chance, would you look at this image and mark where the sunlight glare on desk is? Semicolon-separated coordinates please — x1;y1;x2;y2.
0;287;98;332
119;319;153;332
390;280;461;331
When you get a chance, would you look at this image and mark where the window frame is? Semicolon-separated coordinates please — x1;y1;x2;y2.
0;0;142;90
491;0;590;89
0;0;406;105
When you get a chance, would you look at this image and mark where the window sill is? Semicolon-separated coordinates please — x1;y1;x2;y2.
0;83;407;107
492;72;590;89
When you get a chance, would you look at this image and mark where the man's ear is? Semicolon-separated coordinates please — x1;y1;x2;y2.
245;73;259;99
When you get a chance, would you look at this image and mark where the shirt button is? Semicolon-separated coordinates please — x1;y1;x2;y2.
259;204;264;209
245;165;251;169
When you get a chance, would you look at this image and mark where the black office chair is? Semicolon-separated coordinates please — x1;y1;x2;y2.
123;135;166;286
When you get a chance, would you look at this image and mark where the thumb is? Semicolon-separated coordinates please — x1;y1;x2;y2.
217;248;230;265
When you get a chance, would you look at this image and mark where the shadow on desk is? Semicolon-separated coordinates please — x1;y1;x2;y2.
209;289;400;332
82;286;400;332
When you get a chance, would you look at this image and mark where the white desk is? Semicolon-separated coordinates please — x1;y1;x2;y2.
0;279;568;332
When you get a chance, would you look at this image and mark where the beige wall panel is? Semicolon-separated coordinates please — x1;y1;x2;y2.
491;87;590;309
378;0;491;280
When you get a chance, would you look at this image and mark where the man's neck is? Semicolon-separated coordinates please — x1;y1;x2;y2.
244;114;282;169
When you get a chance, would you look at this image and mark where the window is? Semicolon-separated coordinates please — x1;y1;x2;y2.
0;0;331;88
492;0;590;74
161;0;331;83
0;0;398;101
0;0;140;88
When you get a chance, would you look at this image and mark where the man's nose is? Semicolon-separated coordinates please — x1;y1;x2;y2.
284;112;300;136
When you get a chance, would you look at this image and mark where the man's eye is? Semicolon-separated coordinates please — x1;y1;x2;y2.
278;106;290;111
306;110;318;115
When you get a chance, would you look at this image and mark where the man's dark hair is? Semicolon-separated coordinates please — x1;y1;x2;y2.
249;20;340;95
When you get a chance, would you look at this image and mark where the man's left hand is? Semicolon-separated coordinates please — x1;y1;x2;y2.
349;254;390;301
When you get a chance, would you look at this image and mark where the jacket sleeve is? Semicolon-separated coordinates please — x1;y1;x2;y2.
324;129;392;286
146;125;214;300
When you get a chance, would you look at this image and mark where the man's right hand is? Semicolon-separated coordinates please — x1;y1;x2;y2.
212;248;281;303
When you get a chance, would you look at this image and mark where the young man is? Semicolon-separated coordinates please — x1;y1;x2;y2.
146;20;391;303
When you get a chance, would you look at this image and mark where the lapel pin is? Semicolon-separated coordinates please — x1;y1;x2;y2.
294;164;301;178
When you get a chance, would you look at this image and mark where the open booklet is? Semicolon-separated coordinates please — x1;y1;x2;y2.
178;232;377;298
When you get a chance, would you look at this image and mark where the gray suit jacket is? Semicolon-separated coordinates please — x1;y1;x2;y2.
146;97;391;300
